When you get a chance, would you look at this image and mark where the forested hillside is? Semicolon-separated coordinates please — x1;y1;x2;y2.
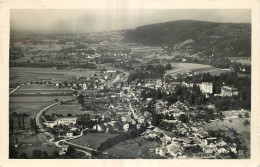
124;20;251;57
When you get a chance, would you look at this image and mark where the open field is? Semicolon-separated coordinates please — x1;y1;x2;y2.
19;84;69;90
224;57;251;65
46;99;108;116
12;84;72;95
9;95;73;129
10;67;101;84
166;63;231;76
15;134;59;158
47;101;85;116
204;118;250;153
13;89;72;95
105;137;163;159
70;133;117;149
204;118;250;135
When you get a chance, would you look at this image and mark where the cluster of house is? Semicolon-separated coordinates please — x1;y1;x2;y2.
142;121;237;158
91;103;152;134
44;116;79;138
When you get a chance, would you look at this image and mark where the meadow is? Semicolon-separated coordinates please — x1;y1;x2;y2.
15;134;59;158
10;67;101;84
105;137;162;159
204;118;250;156
166;63;230;76
9;95;73;129
70;133;117;149
47;101;86;116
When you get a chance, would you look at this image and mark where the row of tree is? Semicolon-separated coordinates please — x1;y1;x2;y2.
9;145;60;159
9;113;27;134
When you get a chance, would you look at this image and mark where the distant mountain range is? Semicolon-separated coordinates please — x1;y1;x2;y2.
123;20;251;57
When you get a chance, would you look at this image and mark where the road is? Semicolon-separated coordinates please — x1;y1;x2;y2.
34;97;114;158
9;85;20;95
36;98;75;131
34;97;93;157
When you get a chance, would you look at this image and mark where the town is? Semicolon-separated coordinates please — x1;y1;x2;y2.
9;16;251;159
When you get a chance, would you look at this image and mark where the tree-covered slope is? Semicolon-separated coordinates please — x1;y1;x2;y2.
123;20;251;57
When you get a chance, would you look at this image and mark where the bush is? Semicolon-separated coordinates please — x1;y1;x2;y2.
243;119;250;126
244;112;250;118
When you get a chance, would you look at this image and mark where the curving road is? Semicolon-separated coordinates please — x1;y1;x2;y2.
34;97;112;158
36;98;75;131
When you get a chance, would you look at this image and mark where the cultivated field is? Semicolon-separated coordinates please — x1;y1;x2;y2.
47;99;108;116
12;84;72;95
10;94;73;129
224;57;251;65
47;101;84;116
70;133;117;149
105;137;162;159
10;67;101;84
166;63;231;76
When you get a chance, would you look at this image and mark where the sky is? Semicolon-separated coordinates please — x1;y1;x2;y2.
10;9;251;33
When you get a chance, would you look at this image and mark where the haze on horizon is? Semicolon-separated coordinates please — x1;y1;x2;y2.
11;9;251;33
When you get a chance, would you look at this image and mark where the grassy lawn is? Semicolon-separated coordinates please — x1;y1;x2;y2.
70;133;117;149
105;137;163;159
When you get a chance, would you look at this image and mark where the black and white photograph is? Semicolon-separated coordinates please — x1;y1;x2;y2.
7;8;253;160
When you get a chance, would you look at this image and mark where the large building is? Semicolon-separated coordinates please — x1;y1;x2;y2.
221;86;238;97
44;117;78;128
55;117;77;125
199;82;213;94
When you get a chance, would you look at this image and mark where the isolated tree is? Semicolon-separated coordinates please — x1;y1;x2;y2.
164;63;172;70
151;114;161;126
73;91;78;96
34;118;38;134
18;114;21;129
52;150;59;158
179;114;188;123
244;112;250;118
19;152;28;159
66;146;75;155
243;119;250;126
10;118;14;135
9;145;18;159
22;113;25;129
32;150;42;159
187;93;194;105
78;94;84;104
12;112;18;116
238;113;243;118
42;151;48;159
30;118;35;133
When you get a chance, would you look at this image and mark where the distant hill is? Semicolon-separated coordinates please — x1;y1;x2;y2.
123;20;251;57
